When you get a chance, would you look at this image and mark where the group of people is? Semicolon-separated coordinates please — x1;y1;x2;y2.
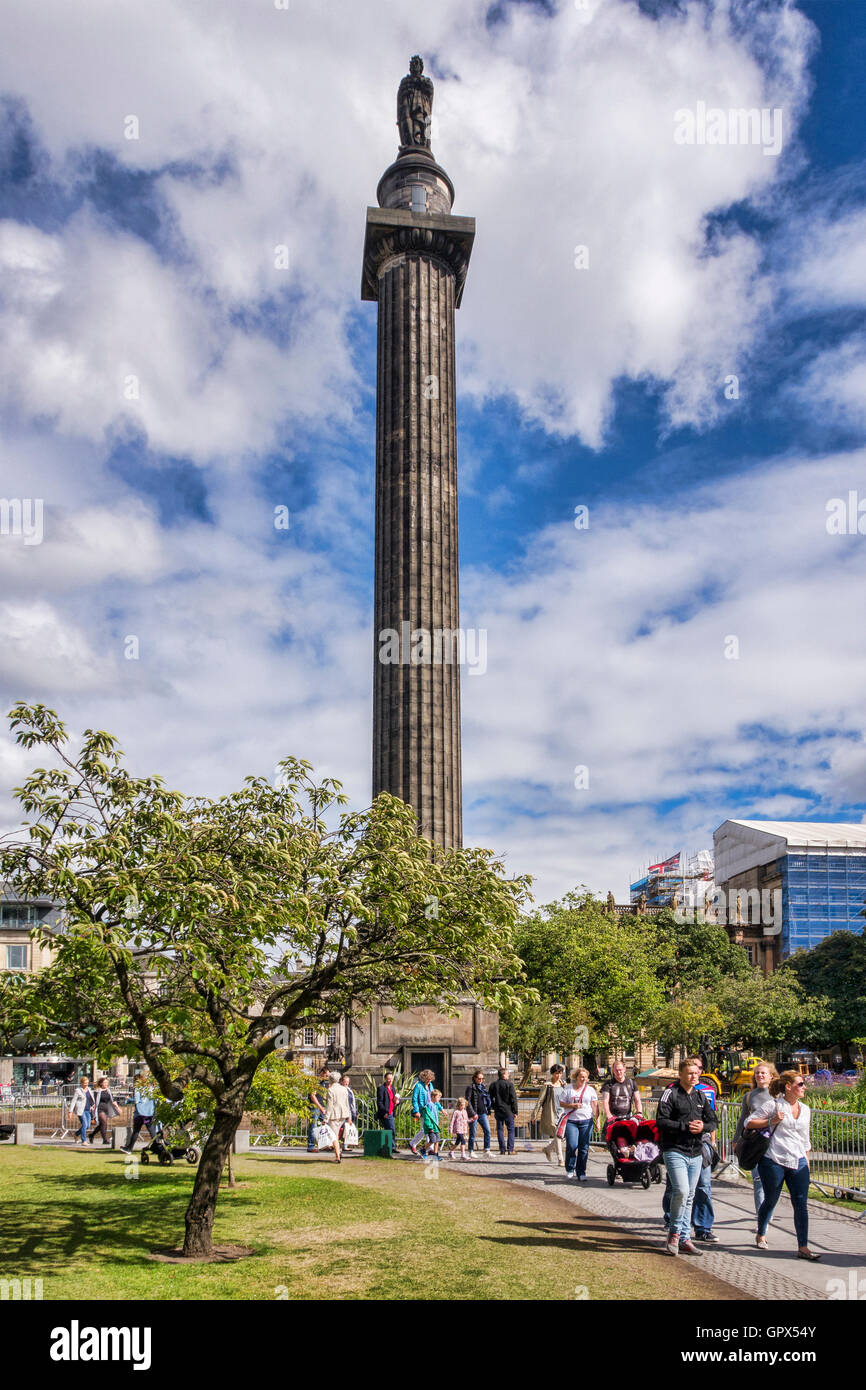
404;1067;522;1159
530;1055;821;1260
659;1056;819;1260
532;1058;641;1181
307;1069;359;1162
69;1074;123;1145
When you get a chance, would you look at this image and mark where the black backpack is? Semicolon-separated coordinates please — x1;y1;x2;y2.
736;1126;771;1170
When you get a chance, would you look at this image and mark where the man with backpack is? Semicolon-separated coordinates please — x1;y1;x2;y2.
657;1056;718;1257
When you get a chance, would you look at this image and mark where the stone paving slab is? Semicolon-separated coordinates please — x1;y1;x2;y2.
442;1148;866;1301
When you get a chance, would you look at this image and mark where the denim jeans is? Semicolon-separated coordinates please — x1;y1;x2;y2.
564;1118;593;1178
757;1155;810;1247
663;1163;713;1232
468;1114;491;1153
496;1114;515;1153
379;1114;397;1151
751;1168;765;1218
663;1150;703;1240
79;1108;92;1144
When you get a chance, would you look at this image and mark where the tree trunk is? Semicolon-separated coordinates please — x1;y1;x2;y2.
182;1101;243;1257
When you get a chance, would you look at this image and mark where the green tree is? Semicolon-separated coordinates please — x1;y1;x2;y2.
498;996;583;1086
654;907;751;994
650;992;725;1060
506;892;667;1071
709;968;831;1053
0;704;530;1257
786;930;866;1059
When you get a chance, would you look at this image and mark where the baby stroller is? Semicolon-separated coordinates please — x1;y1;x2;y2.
605;1116;663;1189
140;1108;203;1166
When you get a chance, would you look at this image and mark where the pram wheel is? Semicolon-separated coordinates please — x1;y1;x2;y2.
140;1152;149;1165
158;1150;173;1166
651;1163;662;1184
606;1164;616;1186
185;1146;200;1165
640;1169;651;1189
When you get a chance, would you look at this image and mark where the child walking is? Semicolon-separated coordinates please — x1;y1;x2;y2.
448;1096;474;1159
423;1089;444;1159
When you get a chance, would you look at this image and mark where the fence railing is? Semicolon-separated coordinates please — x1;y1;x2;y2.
0;1089;136;1140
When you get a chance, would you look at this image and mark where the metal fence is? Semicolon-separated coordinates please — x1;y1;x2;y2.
0;1086;136;1140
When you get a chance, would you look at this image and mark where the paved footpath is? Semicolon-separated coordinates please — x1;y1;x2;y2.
441;1147;866;1301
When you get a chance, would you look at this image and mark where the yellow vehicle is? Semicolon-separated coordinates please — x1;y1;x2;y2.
699;1048;768;1099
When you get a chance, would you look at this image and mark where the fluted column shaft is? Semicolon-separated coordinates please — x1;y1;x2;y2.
373;252;462;848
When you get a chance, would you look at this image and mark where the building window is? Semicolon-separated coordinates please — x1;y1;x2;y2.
303;1027;315;1047
1;905;38;926
5;945;27;969
326;1027;337;1048
624;1040;635;1058
410;183;427;212
745;945;755;965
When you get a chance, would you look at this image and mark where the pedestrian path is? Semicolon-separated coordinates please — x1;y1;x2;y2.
447;1148;866;1301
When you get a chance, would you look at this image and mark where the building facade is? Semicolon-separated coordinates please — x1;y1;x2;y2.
0;893;94;1086
714;819;866;968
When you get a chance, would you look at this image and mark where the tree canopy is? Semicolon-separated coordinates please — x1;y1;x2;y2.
0;704;530;1256
786;929;866;1053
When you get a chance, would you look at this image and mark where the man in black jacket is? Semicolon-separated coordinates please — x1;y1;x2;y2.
488;1068;519;1155
657;1056;718;1257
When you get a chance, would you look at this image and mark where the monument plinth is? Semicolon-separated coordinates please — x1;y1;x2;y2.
362;57;475;848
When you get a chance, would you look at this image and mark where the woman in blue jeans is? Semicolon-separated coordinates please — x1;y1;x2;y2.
754;1071;820;1261
559;1067;599;1181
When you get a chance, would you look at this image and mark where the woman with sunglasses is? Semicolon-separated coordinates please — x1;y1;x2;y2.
754;1071;820;1260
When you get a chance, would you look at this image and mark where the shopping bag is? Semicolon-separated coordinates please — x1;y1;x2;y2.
342;1122;359;1149
315;1124;335;1151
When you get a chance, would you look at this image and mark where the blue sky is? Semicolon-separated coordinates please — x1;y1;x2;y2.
1;0;865;902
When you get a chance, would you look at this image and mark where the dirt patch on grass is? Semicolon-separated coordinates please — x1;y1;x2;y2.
272;1220;402;1247
148;1243;255;1264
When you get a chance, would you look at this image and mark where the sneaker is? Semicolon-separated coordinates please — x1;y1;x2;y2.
679;1239;703;1257
467;1151;476;1160
408;1141;419;1155
577;1174;588;1183
665;1236;679;1257
693;1231;719;1243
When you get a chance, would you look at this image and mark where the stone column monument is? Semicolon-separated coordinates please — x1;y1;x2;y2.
362;56;475;848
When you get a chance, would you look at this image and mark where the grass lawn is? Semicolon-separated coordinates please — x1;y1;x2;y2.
0;1145;744;1301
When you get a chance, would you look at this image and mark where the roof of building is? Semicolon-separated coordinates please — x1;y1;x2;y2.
714;819;866;883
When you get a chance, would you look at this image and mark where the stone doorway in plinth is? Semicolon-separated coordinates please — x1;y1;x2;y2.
407;1049;448;1096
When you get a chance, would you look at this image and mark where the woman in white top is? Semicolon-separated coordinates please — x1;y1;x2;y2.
754;1071;820;1259
322;1079;354;1164
70;1075;95;1146
559;1067;599;1183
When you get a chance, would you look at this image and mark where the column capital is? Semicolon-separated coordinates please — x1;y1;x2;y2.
361;206;475;307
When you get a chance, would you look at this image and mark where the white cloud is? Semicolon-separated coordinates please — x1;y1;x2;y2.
460;448;866;897
0;0;816;452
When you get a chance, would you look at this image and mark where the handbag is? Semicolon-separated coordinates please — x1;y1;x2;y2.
701;1139;720;1170
736;1126;771;1171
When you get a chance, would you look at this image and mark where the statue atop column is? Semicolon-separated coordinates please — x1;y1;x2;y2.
397;55;434;152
